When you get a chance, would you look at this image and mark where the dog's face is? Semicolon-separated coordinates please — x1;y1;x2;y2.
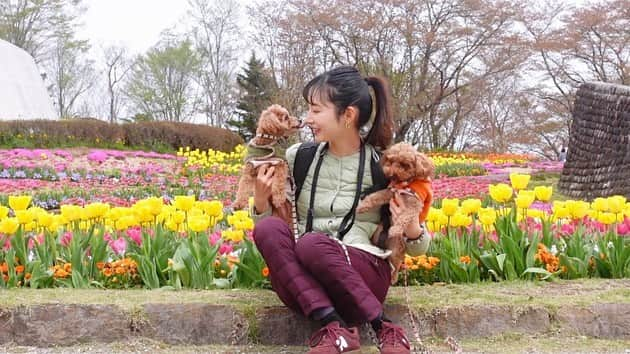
381;143;435;182
257;104;302;137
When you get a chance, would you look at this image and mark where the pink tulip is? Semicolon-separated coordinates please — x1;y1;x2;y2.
219;243;233;255
209;231;222;245
109;237;127;256
126;227;143;246
61;231;73;247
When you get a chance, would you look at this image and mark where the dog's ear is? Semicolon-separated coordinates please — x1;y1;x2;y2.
257;110;281;136
415;153;435;179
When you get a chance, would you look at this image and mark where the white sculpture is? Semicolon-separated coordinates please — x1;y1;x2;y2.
0;39;56;120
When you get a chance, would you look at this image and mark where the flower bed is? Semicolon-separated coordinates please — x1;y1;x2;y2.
1;147;627;289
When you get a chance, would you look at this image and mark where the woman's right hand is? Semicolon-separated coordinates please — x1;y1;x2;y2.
253;164;275;214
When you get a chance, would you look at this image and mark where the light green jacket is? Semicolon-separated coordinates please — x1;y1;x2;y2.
252;142;430;259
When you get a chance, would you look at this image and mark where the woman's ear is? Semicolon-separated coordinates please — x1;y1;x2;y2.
342;106;358;127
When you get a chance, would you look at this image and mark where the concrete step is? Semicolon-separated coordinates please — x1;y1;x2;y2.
0;280;629;350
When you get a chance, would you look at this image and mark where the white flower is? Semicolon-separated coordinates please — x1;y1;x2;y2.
607;241;614;249
593;245;600;253
550;244;558;256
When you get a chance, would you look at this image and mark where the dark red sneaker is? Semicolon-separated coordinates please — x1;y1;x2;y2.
307;321;361;354
377;321;411;354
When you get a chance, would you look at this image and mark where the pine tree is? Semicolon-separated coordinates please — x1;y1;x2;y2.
228;52;276;140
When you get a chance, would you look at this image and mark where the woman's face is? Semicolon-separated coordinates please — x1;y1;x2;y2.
305;97;345;143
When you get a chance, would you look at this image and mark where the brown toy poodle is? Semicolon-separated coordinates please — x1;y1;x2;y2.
232;104;302;216
357;142;434;283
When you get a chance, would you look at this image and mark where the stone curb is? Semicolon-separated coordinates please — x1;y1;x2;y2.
0;303;628;347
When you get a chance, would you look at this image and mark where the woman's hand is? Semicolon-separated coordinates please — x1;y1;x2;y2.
253;164;275;214
389;192;423;239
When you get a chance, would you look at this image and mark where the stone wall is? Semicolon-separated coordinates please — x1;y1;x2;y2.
558;82;630;200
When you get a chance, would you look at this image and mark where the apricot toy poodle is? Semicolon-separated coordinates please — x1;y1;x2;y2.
232;104;302;214
357;142;434;283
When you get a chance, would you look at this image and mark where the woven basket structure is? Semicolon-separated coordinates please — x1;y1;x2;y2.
558;82;630;200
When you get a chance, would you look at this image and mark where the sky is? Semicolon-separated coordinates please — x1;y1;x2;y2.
81;0;253;55
82;0;191;55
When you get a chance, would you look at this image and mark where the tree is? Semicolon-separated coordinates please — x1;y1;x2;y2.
125;38;202;122
229;53;276;140
524;0;630;157
249;0;526;150
47;31;95;118
0;0;85;64
103;45;132;123
188;0;241;127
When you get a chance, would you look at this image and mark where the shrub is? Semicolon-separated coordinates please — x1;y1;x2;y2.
0;119;243;152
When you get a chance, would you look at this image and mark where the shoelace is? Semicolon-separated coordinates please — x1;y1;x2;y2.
308;325;342;347
379;324;410;348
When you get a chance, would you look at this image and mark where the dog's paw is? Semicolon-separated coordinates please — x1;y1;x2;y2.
231;200;248;210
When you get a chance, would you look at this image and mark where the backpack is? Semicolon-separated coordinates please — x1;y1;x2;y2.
292;142;391;246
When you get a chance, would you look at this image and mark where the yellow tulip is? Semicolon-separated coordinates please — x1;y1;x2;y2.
591;197;609;212
206;200;223;217
133;206;154;224
14;210;35;224
165;219;180;232
534;186;553;202
515;191;535;209
451;213;472;228
61;205;82;222
222;228;244;242
0;206;8;219
478;208;497;226
441;198;460;217
85;202;110;219
139;197;164;216
597;212;616;225
188;216;210;232
37;212;54;227
565;200;589;219
461;199;482;215
172;211;186;224
173;195;195;211
8;195;32;211
607;195;627;214
489;183;513;203
425;207;439;222
527;209;545;219
509;173;530;190
0;217;20;234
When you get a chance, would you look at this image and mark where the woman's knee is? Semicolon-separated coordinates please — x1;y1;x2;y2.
295;232;333;265
253;216;292;250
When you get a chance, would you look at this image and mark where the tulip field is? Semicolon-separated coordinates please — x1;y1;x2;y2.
0;146;628;289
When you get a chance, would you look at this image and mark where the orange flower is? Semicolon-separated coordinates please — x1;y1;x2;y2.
96;262;105;270
459;255;471;264
63;263;72;272
115;267;126;275
25;272;31;280
103;268;113;277
261;267;270;277
428;257;440;267
0;262;8;274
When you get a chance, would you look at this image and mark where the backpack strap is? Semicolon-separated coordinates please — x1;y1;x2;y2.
293;142;320;200
364;149;391;249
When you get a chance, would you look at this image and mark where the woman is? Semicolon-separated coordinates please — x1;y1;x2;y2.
251;66;430;354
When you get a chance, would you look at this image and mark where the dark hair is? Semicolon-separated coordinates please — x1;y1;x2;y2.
302;65;393;151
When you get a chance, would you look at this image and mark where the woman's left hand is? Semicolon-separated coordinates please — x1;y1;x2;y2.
389;192;423;239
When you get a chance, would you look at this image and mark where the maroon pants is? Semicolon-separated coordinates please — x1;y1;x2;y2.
253;216;391;325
